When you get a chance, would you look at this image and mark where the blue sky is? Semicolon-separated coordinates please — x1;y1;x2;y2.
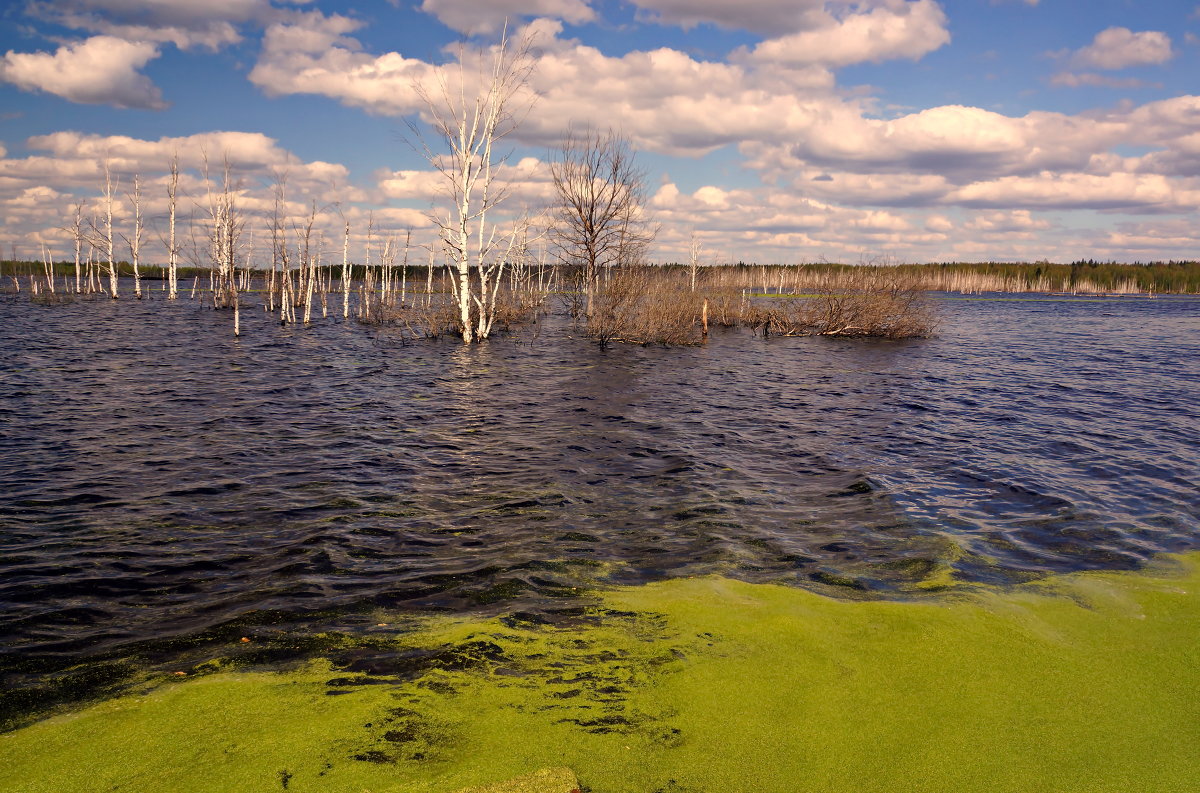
2;0;1200;263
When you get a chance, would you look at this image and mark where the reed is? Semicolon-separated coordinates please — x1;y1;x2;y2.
692;260;1200;295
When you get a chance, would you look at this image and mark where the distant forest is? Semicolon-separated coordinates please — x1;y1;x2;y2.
4;257;1199;295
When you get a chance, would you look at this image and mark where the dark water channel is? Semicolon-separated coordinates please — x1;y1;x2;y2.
1;290;1197;723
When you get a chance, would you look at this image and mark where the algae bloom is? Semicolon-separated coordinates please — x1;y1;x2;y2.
1;555;1198;793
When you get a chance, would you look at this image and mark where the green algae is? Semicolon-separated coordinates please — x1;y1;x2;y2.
3;555;1198;793
453;767;579;793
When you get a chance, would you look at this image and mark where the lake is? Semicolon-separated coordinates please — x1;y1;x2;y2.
1;289;1198;725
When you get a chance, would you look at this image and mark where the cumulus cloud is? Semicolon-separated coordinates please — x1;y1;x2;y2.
24;0;308;50
247;8;1200;214
249;11;431;115
378;156;554;206
951;172;1192;211
739;104;1128;185
0;36;167;109
29;130;296;173
0;128;381;261
0;130;362;219
924;214;953;232
963;209;1050;232
250;14;837;154
419;0;596;35
1071;27;1173;70
742;0;950;67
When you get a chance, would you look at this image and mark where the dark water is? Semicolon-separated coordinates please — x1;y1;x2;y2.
1;290;1198;720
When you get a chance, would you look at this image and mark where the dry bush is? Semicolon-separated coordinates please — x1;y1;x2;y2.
374;286;544;341
377;297;459;339
489;289;545;332
701;286;746;328
749;267;937;338
586;266;706;346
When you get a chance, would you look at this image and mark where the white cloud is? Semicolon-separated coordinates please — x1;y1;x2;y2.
24;0;309;50
1071;27;1173;70
0;36;166;109
924;214;953;232
743;0;950;68
742;104;1127;184
250;14;838;155
419;0;596;35
247;9;1200;206
28;130;296;173
0;128;385;262
378;156;554;205
963;209;1050;232
0;131;359;216
951;172;1195;211
249;11;431;115
789;168;954;206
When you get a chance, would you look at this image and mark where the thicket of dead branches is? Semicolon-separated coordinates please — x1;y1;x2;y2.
744;268;937;339
585;267;706;347
581;265;936;346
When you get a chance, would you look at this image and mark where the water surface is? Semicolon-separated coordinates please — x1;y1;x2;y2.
1;290;1197;718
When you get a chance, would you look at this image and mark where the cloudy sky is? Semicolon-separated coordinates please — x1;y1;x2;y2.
2;0;1199;264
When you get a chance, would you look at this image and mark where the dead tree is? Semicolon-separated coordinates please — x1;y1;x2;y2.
688;231;702;292
121;174;144;298
166;154;181;299
88;159;120;298
410;24;538;343
550;127;656;318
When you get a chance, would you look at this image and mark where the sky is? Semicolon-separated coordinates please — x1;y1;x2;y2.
1;0;1200;264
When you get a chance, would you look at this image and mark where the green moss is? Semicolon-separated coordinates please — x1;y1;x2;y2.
3;556;1199;793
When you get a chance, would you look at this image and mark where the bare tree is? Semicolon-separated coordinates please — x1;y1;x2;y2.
40;244;55;294
550;127;656;318
88;159;120;298
410;24;538;343
121;174;144;298
64;202;85;294
166;153;181;299
338;209;351;319
688;230;702;292
269;168;293;323
296;199;321;324
200;153;246;332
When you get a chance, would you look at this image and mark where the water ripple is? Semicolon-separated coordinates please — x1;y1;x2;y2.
0;291;1197;687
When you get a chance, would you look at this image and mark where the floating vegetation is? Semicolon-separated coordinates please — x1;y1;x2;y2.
3;554;1198;793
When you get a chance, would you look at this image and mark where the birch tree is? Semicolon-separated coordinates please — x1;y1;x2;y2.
64;202;85;294
121;174;144;298
166;154;180;299
688;231;702;292
410;25;537;343
338;209;351;319
89;159;120;298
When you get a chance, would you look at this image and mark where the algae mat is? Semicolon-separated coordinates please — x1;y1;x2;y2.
2;555;1198;793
